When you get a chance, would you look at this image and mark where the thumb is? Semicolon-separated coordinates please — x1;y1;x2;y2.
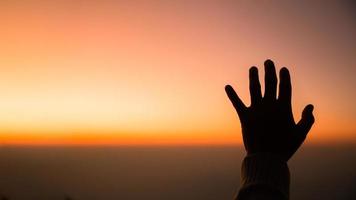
296;104;315;138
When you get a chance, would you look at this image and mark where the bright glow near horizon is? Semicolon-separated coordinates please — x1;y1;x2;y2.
0;1;355;145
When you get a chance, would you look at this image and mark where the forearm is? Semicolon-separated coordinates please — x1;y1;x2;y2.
236;153;290;200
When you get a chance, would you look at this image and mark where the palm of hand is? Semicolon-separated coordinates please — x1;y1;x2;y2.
226;60;314;161
243;100;298;160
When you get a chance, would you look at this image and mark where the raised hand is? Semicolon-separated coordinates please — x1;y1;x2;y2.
225;59;314;161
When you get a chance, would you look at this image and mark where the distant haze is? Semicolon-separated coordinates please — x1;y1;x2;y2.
0;145;355;200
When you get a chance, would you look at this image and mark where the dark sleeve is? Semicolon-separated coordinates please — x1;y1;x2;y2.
236;153;290;200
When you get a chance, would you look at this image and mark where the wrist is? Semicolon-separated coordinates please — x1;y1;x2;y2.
246;149;290;162
238;153;290;199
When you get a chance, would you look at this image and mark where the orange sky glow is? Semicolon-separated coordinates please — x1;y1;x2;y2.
0;1;355;146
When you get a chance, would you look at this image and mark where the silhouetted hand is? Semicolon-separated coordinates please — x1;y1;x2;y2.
225;60;315;161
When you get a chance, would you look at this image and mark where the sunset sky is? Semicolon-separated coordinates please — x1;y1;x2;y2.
0;0;355;145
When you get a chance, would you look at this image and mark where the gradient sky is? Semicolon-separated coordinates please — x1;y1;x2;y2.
0;0;355;145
